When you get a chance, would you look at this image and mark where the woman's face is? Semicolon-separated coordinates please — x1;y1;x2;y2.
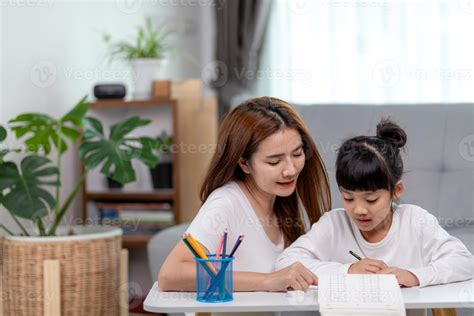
240;128;305;197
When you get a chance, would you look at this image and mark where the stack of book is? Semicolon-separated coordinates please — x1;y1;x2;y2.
98;202;174;234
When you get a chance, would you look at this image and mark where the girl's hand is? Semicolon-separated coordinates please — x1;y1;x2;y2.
263;262;318;292
348;258;388;274
376;267;420;287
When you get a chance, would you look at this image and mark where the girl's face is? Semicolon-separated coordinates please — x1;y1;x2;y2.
239;128;305;198
341;182;403;237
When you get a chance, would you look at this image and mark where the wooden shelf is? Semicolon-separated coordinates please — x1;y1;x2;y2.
122;234;155;248
87;189;175;202
82;81;218;243
89;98;176;109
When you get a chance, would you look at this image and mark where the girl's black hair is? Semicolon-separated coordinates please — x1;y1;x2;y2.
335;118;407;195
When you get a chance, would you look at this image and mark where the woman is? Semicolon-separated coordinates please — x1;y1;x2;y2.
159;97;331;292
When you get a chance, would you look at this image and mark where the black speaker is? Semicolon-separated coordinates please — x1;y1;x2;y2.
94;83;126;99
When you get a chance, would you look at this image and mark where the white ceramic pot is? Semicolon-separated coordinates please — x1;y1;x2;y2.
131;58;162;99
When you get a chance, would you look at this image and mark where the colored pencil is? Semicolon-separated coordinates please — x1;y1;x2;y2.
222;229;228;258
214;232;225;268
229;235;244;257
182;234;199;257
185;233;217;274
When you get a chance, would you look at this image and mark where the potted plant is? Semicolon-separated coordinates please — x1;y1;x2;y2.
0;96;161;315
149;131;173;189
103;17;173;99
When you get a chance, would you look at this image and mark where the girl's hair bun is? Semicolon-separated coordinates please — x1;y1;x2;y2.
376;118;407;148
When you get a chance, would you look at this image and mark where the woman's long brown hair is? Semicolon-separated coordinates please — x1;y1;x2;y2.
200;97;331;246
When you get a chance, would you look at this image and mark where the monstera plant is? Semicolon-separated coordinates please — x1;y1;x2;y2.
0;96;161;236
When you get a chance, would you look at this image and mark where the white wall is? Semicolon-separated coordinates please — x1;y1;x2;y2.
0;0;215;293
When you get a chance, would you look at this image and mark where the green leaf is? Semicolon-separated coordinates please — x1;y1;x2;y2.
0;126;7;162
109;116;150;141
8;113;57;154
104;17;173;61
61;127;81;142
62;95;88;126
51;135;68;153
8;96;88;154
10;113;53;123
0;126;6;142
0;162;17;191
80;116;159;184
28;126;56;153
0;150;8;162
129;137;160;167
0;156;58;220
84;116;103;135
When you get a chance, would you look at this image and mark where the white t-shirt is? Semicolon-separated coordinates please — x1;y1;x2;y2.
276;204;473;287
187;181;285;273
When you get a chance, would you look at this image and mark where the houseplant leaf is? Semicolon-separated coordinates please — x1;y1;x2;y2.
8;113;57;154
0;125;6;142
8;96;88;154
104;17;173;61
60;95;88;143
62;95;89;127
80;116;160;184
0;150;8;163
0;155;58;220
0;126;7;162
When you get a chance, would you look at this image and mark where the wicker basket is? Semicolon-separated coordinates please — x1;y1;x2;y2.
0;226;122;316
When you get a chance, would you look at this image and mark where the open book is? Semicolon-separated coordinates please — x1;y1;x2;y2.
318;274;406;316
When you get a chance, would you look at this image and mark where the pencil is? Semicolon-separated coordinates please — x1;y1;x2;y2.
204;236;241;300
349;250;362;261
214;232;225;268
182;234;200;258
229;235;244;257
185;233;217;274
186;233;209;259
182;236;215;274
222;229;228;258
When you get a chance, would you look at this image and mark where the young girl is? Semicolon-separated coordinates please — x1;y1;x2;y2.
276;118;473;287
159;97;332;292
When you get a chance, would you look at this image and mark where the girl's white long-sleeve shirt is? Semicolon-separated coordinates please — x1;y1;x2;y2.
275;204;473;287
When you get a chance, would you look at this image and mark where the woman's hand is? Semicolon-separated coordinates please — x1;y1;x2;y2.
263;262;317;292
348;258;388;274
376;267;420;287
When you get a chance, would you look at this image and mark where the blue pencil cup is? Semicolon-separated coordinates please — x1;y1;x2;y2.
195;254;234;303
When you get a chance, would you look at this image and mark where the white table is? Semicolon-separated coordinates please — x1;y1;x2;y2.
144;279;474;313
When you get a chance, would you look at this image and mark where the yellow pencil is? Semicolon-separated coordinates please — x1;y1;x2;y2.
185;233;217;274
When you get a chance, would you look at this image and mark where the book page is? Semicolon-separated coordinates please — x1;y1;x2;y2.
318;274;405;316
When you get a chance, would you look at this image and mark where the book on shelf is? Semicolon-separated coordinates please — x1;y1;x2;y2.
318;274;405;316
97;202;174;234
98;202;172;211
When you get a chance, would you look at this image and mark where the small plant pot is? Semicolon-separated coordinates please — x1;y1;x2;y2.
131;58;163;99
150;161;173;189
106;176;123;189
